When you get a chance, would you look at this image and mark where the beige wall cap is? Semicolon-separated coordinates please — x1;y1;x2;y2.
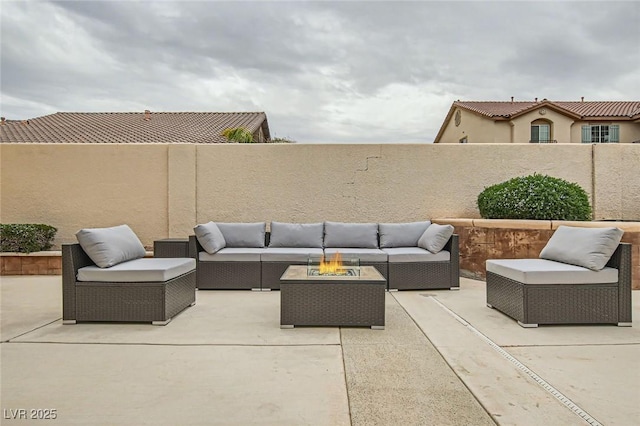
472;219;552;229
552;221;640;232
432;218;474;227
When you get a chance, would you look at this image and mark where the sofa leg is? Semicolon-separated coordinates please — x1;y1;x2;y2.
450;286;460;291
62;320;77;325
370;325;385;330
251;288;262;292
152;319;171;326
280;325;294;329
518;321;538;328
617;322;632;327
486;303;493;308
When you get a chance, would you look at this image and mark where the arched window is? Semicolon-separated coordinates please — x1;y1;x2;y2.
530;119;554;143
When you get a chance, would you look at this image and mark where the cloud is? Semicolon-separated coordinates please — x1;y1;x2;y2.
1;0;639;142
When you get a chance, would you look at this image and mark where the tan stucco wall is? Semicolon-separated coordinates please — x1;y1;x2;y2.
1;143;638;249
0;144;169;248
168;145;196;237
593;144;640;220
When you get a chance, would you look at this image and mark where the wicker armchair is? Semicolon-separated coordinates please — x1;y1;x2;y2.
486;243;632;327
62;244;196;325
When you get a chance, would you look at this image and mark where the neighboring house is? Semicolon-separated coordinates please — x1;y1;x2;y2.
0;111;271;143
434;99;640;144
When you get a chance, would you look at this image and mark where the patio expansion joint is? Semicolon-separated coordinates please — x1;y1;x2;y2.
501;342;640;349
338;328;354;425
2;341;342;347
2;317;61;343
424;295;605;426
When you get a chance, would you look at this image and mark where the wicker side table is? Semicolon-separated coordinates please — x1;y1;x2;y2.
154;238;190;258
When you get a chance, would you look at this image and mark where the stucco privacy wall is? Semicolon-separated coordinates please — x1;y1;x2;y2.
195;144;594;226
0;144;168;248
594;144;640;220
1;143;638;249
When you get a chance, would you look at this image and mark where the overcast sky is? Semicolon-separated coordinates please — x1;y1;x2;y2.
1;1;639;143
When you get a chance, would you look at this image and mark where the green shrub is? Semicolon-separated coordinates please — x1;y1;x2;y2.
221;127;254;143
0;224;58;253
477;174;592;220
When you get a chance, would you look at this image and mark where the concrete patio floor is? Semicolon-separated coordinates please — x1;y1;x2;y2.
1;276;638;425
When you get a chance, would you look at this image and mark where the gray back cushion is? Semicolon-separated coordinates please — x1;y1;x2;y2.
379;221;431;248
194;221;227;254
324;221;378;248
76;224;146;268
539;226;624;271
216;222;266;248
269;222;324;248
418;224;454;253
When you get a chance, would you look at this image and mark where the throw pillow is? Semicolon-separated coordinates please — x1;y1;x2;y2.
76;224;146;268
418;224;454;254
194;221;226;254
539;226;624;271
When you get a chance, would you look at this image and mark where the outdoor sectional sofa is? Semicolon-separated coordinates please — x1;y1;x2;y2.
486;226;631;327
63;225;196;325
190;220;459;291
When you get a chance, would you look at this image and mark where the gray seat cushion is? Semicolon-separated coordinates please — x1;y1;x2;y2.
261;247;324;262
77;258;195;283
378;221;431;248
324;248;388;262
216;222;266;248
199;248;264;262
76;224;146;268
382;247;450;263
539;226;624;271
486;259;618;285
324;222;378;248
268;222;324;248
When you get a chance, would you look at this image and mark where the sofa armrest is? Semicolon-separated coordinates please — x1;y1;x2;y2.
188;235;201;260
607;243;632;323
444;234;460;288
62;244;95;321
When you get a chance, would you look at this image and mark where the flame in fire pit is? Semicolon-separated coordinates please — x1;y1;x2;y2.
319;252;346;275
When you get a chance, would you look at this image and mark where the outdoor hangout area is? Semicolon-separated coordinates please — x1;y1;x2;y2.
1;143;639;424
2;273;639;425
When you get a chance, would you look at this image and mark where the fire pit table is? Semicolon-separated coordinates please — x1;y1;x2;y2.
280;264;386;329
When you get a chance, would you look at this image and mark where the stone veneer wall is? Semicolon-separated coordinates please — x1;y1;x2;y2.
0;251;153;276
1;252;62;275
433;219;640;290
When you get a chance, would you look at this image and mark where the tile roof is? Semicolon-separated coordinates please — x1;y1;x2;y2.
0;111;271;143
453;100;640;119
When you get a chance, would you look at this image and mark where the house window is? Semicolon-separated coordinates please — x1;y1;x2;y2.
581;125;619;143
530;121;552;143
